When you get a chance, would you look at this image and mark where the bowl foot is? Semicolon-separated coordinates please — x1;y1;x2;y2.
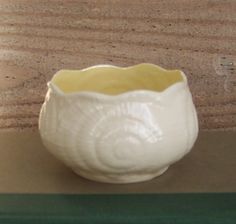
72;166;169;184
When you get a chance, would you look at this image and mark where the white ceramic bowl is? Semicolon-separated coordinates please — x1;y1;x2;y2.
39;63;198;184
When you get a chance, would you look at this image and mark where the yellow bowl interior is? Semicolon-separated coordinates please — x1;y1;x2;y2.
52;64;184;95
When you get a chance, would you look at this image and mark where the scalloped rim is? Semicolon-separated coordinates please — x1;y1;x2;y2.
48;63;188;100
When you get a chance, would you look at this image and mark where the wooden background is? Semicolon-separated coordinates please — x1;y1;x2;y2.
0;0;236;131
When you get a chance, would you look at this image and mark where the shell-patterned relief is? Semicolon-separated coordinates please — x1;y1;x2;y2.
39;87;198;178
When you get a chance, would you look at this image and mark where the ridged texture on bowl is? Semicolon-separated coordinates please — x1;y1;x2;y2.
39;79;198;183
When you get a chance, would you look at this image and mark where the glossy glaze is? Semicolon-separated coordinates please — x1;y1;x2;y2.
39;64;198;183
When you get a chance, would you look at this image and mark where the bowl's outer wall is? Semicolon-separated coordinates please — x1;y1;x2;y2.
39;84;198;182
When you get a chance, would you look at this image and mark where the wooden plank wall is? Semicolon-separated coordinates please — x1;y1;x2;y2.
0;0;236;131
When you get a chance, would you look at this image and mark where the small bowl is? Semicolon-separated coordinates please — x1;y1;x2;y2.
39;63;198;184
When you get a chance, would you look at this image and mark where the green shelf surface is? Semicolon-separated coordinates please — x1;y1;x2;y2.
0;193;236;224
